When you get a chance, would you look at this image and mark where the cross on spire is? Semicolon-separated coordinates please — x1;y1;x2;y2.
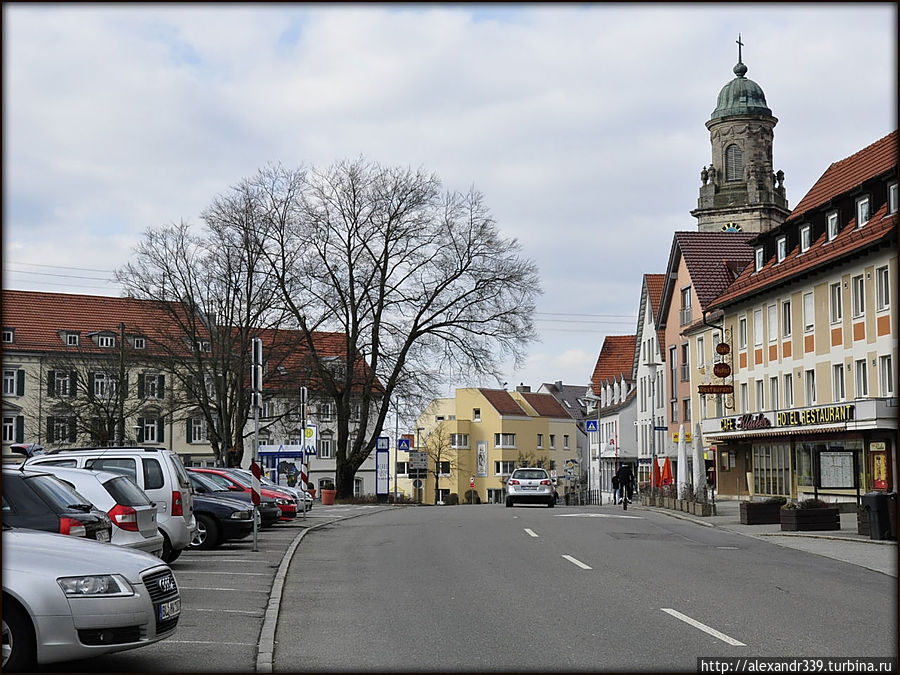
736;34;744;63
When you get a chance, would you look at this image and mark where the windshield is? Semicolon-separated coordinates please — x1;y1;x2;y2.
104;476;153;506
512;469;548;480
28;474;93;511
190;471;229;493
167;452;191;488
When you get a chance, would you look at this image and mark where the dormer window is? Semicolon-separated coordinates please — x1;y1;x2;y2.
754;246;765;272
799;225;811;253
889;182;898;214
856;196;870;227
776;236;787;262
133;337;146;350
66;333;79;347
98;335;116;348
1;328;13;343
826;211;839;241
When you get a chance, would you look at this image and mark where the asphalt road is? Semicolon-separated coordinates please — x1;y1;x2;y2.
275;504;897;672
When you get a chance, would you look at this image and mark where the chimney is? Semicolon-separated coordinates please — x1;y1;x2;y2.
555;380;563;391
516;383;531;393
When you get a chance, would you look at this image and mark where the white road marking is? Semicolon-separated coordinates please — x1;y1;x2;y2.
186;608;263;616
660;608;746;646
562;554;592;569
177;586;268;593
166;640;258;646
556;513;643;519
716;546;740;550
524;528;539;537
186;571;269;576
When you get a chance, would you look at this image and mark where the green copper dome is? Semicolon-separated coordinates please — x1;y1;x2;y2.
710;60;772;119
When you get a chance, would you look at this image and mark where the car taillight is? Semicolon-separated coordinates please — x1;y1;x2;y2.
508;479;520;485
109;504;139;531
59;517;87;537
172;490;183;516
540;479;551;485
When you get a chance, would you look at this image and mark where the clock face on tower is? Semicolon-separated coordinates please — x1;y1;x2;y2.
721;223;743;232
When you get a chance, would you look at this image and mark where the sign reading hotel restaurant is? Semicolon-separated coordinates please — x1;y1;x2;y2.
719;404;855;432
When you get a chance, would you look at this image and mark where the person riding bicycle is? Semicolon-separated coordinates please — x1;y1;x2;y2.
615;463;635;504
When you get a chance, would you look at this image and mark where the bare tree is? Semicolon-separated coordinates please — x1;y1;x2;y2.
420;421;463;504
253;160;541;498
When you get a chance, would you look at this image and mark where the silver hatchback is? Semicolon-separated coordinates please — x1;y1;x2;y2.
505;467;555;508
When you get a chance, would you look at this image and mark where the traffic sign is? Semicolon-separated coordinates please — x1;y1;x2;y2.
412;479;422;488
398;438;411;451
408;451;427;469
469;476;475;488
586;420;598;432
376;436;389;450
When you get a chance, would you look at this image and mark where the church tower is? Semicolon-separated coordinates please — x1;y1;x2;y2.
692;37;790;233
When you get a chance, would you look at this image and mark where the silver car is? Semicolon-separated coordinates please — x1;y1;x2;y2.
2;525;180;671
505;467;555;508
35;466;164;558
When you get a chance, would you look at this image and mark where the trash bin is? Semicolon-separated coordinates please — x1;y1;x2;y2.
861;491;892;540
888;493;897;540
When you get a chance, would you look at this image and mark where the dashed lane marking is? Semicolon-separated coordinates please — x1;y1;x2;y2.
661;608;746;646
562;554;592;570
524;528;539;537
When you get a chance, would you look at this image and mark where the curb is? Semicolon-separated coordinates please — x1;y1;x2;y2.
255;506;394;673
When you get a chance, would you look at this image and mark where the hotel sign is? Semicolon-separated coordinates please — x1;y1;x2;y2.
720;404;855;432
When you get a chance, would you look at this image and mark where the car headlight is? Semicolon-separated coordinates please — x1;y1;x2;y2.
275;498;291;505
230;510;252;520
57;574;134;597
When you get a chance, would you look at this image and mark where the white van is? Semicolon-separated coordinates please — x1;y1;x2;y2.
25;447;195;562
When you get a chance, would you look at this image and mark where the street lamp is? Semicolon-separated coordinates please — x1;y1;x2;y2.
582;391;602;505
645;360;661;493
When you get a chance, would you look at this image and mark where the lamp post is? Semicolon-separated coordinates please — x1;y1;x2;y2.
646;360;661;493
582;391;603;505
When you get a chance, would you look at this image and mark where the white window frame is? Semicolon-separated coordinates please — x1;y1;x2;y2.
829;282;843;324
800;225;811;253
776;236;787;262
826;211;839;241
803;292;814;332
754;246;764;272
319;438;333;459
2;416;15;442
450;433;469;449
54;371;71;397
782;300;792;338
755;380;765;412
879;355;894;396
770;376;779;410
851;274;865;318
94;372;115;398
738;316;748;350
191;418;208;443
856;196;870;228
98;335;115;348
783;373;794;407
855;359;868;398
805;369;817;405
3;369;17;396
697;335;705;370
133;337;146;349
740;383;749;414
143;418;158;443
564;434;570;449
494;460;516;476
66;333;79;346
876;265;890;311
753;308;763;347
832;364;846;401
2;329;13;343
549;434;556;449
494;433;516;449
536;433;543;448
473;408;481;422
889;181;898;214
767;304;777;343
145;373;163;400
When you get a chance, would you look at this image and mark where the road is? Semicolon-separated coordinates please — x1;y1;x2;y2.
275;504;897;672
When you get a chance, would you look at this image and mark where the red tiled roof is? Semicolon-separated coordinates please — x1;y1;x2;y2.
711;203;897;308
479;388;528;416
520;392;572;419
590;334;636;395
790;131;898;223
675;232;756;309
645;273;667;362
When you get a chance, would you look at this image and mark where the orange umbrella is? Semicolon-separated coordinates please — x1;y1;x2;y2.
661;456;674;486
652;457;662;488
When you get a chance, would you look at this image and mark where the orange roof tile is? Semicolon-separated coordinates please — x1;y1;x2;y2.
590;334;636;395
479;388;528;416
520;392;572;419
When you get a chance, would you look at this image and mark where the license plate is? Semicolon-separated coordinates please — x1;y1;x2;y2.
157;598;181;621
96;530;110;542
522;486;537;490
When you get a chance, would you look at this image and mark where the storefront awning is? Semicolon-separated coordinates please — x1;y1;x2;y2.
704;424;846;441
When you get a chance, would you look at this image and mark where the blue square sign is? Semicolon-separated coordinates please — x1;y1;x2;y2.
586;420;598;432
398;438;410;451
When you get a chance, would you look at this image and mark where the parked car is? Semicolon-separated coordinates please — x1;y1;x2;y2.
188;471;281;528
2;524;180;671
505;467;555;508
2;467;113;543
227;468;313;511
24;447;196;563
189;492;255;550
29;466;164;558
188;468;296;520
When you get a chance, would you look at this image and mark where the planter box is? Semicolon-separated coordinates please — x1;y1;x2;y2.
663;497;674;509
740;501;783;525
780;507;840;531
691;502;712;517
321;489;337;505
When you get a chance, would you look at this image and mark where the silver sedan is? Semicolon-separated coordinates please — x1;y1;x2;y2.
1;525;180;670
505;467;556;508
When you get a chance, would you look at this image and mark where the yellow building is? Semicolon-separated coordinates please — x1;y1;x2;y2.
410;386;577;504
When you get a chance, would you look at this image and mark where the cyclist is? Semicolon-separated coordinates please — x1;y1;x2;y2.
615;463;635;506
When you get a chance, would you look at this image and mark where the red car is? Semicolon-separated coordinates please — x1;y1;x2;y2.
188;468;297;521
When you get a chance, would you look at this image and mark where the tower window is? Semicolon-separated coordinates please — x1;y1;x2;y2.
725;144;743;182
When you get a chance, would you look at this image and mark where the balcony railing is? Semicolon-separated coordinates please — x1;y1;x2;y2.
679;307;693;326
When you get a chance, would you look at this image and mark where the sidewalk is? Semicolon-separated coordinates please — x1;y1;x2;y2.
635;498;898;577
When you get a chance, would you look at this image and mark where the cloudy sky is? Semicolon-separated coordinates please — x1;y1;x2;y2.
4;3;897;396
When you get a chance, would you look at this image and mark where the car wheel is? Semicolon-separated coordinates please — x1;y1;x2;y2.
191;514;219;550
547;498;555;508
161;533;182;563
505;497;513;508
2;598;36;672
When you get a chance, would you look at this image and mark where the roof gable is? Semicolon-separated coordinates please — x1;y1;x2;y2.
590;334;636;395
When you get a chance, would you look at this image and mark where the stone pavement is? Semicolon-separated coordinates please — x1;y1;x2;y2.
635;498;898;577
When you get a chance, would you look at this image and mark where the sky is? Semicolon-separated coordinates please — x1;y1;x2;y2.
3;2;897;399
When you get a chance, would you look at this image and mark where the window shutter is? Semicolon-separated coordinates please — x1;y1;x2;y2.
122;373;128;394
137;418;145;443
137;374;145;398
17;369;25;396
68;418;77;442
15;416;25;444
157;419;165;443
70;371;78;397
186;419;193;444
47;417;55;443
87;371;95;399
48;370;56;396
158;374;165;398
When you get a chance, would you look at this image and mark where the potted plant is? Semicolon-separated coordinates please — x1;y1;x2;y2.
321;481;337;505
306;481;316;500
740;496;786;524
780;498;840;531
